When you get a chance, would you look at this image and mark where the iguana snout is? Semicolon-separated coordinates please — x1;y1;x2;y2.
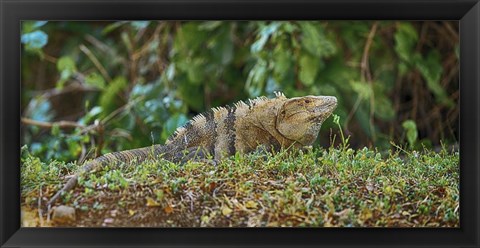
276;95;337;145
310;95;337;122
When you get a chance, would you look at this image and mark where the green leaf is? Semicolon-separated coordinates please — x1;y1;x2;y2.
85;72;106;89
246;60;268;97
397;62;409;77
56;56;77;88
186;59;206;85
66;135;83;157
121;32;133;52
273;44;292;80
198;21;223;31
402;120;418;149
251;22;281;54
102;21;127;35
175;23;207;53
51;124;61;137
394;23;418;63
213;26;234;65
299;22;336;57
79;106;103;125
415;50;453;106
374;96;395;121
350;81;372;100
100;77;128;117
299;53;320;86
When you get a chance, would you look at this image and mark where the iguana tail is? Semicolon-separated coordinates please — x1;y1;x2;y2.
46;144;167;207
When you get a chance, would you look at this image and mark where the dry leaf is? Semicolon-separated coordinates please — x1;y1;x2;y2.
150;178;162;185
360;208;373;220
164;205;174;214
146;197;161;207
402;211;411;216
222;206;233;216
245;200;258;209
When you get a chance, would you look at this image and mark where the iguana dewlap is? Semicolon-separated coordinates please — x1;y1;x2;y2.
47;92;337;206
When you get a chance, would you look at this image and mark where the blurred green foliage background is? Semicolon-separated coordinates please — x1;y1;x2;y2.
21;21;459;162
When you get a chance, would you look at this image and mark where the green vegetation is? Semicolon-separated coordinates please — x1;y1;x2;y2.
21;141;459;227
21;21;459;161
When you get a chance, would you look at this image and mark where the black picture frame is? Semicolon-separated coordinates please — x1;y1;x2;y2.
1;0;479;247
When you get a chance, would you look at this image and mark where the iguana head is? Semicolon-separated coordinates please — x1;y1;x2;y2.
276;95;337;146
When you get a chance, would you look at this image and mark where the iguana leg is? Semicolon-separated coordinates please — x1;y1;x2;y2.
173;146;219;165
252;144;279;155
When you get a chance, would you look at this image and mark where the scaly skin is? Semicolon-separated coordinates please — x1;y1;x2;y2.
47;92;337;207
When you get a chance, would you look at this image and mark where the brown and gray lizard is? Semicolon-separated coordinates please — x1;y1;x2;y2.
47;92;337;206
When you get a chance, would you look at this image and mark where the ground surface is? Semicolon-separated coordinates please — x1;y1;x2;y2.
21;145;459;227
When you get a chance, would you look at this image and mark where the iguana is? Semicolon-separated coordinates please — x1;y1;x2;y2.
47;92;337;207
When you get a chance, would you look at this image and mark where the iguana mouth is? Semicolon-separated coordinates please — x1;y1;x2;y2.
322;96;338;109
310;99;337;122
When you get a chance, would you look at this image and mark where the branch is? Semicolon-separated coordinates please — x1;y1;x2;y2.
34;81;99;100
361;22;379;143
21;117;86;129
79;44;112;82
360;21;378;82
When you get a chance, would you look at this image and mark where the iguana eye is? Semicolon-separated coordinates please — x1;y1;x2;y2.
304;99;311;104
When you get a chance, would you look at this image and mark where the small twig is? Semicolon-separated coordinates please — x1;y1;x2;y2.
79;44;112;82
441;55;459;88
33;81;99;100
430;22;458;45
101;96;144;125
79;142;88;164
416;22;429;52
361;22;378;143
443;22;459;42
132;23;164;61
38;186;44;226
134;24;148;43
85;34;113;54
21;117;86;129
186;191;195;212
360;21;378;82
43;53;58;64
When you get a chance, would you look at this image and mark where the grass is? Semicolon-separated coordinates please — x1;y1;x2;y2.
20;143;459;227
